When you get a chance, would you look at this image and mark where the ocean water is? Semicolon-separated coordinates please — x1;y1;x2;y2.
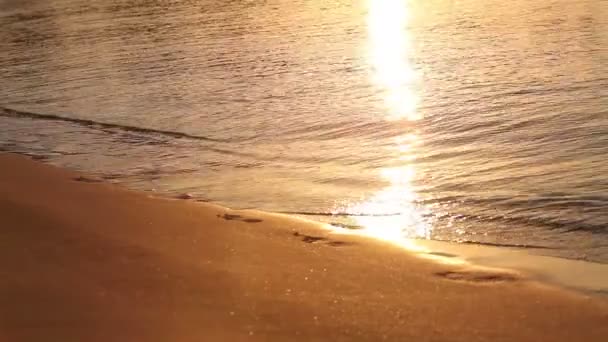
1;0;607;262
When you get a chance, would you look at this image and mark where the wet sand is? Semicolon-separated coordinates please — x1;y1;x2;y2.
1;153;607;341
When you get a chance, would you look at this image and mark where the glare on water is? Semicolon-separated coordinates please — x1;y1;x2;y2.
345;0;431;248
367;0;419;122
2;0;607;263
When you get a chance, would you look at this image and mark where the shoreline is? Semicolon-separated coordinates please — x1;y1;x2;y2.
252;208;608;295
1;152;607;341
9;147;608;266
14;151;608;294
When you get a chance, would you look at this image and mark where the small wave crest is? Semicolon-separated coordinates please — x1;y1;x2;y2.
428;238;557;250
280;210;403;217
0;107;231;143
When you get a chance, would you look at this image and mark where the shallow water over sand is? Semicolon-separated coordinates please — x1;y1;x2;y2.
1;0;607;262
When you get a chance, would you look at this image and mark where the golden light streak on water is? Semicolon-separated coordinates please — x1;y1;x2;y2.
339;1;434;253
367;0;420;121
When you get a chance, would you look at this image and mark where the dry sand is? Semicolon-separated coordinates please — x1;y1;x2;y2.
0;153;607;341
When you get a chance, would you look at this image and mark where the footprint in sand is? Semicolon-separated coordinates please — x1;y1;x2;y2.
242;218;263;223
217;213;263;224
427;251;458;258
175;193;194;200
293;232;354;247
30;154;49;161
435;270;518;283
101;174;122;180
174;193;214;202
73;176;102;183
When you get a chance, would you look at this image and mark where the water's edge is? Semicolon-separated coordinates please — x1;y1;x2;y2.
5;151;607;296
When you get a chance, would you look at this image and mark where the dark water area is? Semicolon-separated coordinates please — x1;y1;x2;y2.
1;0;607;262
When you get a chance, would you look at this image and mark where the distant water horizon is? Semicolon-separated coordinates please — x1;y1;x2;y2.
1;0;607;263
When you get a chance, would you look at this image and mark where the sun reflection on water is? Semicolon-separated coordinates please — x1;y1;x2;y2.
338;0;432;251
368;0;420;121
347;139;431;245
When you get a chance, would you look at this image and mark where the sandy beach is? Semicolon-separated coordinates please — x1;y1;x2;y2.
0;152;607;341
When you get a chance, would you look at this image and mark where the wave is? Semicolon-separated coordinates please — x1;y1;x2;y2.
427;238;557;250
441;212;606;235
283;207;606;235
0;107;229;143
283;211;559;249
279;210;404;217
417;194;608;209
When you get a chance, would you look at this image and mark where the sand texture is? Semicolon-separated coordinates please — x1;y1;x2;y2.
1;153;607;341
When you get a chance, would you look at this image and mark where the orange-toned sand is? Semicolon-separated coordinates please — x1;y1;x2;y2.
1;153;606;341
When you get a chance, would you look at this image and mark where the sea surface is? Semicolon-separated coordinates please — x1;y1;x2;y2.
1;0;607;262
